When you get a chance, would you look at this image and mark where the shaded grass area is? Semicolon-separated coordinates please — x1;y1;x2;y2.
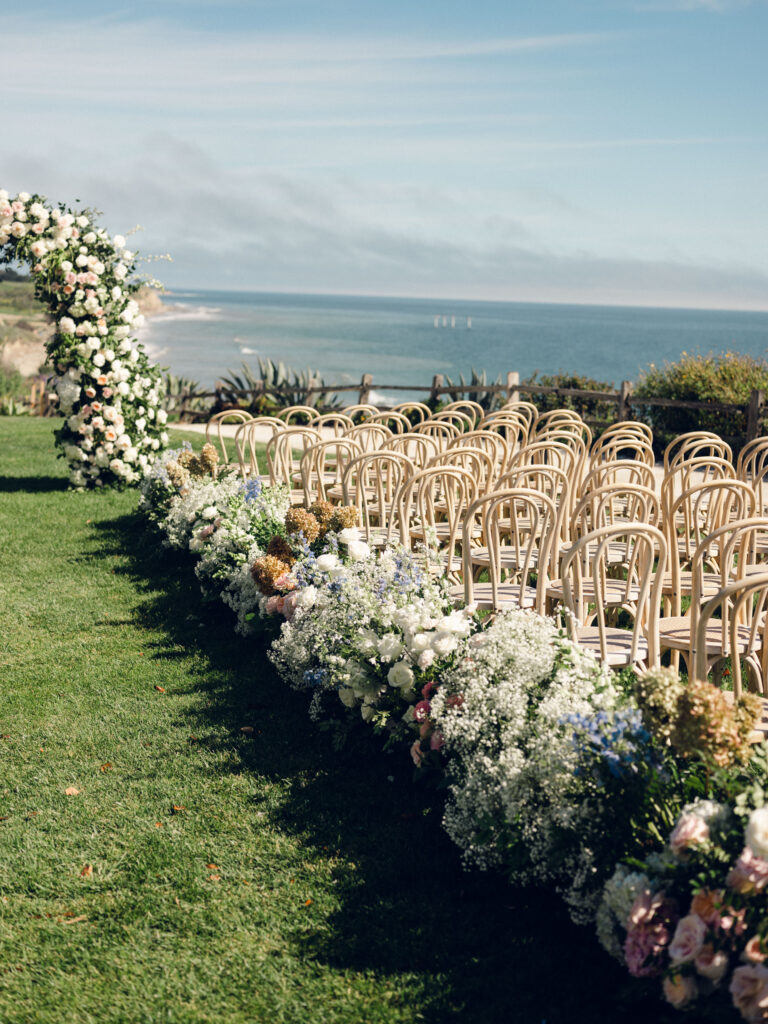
0;418;673;1024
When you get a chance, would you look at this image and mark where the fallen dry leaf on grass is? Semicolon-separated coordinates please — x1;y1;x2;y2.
208;875;221;882
206;863;218;870
80;865;93;878
154;685;165;692
100;763;113;772
61;915;87;925
65;787;80;796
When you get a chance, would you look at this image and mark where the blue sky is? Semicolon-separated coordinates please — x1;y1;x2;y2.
2;0;767;308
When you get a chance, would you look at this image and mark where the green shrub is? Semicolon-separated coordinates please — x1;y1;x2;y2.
522;370;617;424
634;350;768;453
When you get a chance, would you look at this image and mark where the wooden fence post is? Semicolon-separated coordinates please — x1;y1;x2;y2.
429;374;443;405
747;389;765;442
506;371;519;404
358;373;373;405
618;380;633;422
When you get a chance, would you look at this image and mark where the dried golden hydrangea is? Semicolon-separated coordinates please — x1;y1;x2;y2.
177;449;195;469
266;535;296;566
251;555;291;596
196;443;220;476
634;667;686;749
330;505;359;531
673;678;758;768
308;500;335;534
285;507;320;544
166;461;191;490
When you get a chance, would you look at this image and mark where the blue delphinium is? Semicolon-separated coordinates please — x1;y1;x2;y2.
563;707;651;780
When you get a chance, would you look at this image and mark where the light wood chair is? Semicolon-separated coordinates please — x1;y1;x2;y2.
394;465;478;575
440;400;485;427
663;431;732;474
560;523;667;670
340;403;379;423
369;410;413;434
413;419;461;445
342;450;416;546
300;437;362;504
390;401;432;424
345;422;392;453
382;432;441;469
693;572;768;698
278;405;321;425
265;426;321;494
233;416;284;482
314;412;356;437
205;410;253;465
454;488;558;614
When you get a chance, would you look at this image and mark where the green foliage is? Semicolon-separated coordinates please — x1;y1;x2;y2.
161;371;208;419
222;358;342;412
634;350;768;451
441;368;504;412
0;365;29;414
522;370;617;422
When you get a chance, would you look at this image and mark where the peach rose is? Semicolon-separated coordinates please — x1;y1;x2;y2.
663;972;697;1009
690;889;724;928
695;943;729;983
744;937;767;964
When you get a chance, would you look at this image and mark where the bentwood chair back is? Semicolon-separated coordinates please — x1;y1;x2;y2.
342;450;416;545
265;426;321;491
300;437;363;504
205;409;253;465
694;572;768;699
663;431;732;474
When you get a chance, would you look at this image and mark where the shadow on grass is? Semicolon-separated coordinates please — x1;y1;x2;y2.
0;474;69;493
92;511;675;1024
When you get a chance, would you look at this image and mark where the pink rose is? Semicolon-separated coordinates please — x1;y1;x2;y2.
690;889;724;927
625;890;678;978
669;813;709;858
412;700;431;724
102;387;113;398
695;943;729;983
282;592;299;621
274;574;296;592
265;595;284;615
663;972;697;1009
730;964;768;1020
727;848;768;895
84;386;96;399
670;914;707;965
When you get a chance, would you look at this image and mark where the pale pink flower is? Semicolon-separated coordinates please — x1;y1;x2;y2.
669;813;710;858
744;937;767;964
695;943;729;983
730;964;768;1021
663;972;697;1009
670;914;707;965
728;848;768;895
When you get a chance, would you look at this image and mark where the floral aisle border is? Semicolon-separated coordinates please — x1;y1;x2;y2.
139;444;768;1021
0;190;168;487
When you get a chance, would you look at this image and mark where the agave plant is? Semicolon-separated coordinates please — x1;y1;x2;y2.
221;359;342;411
160;373;208;417
441;368;504;412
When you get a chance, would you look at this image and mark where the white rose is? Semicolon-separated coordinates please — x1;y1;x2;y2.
746;807;768;860
18;191;31;202
387;661;414;689
377;634;404;662
59;317;76;334
431;632;458;658
113;235;126;248
409;633;431;654
202;506;218;520
116;433;131;451
114;264;127;280
92;352;106;367
123;447;138;464
296;586;317;610
76;215;89;227
338;686;358;709
109;458;125;475
417;649;436;671
156;409;168;424
83;231;97;244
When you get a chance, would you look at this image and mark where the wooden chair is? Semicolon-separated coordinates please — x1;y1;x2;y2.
205;410;253;465
345;422;392;453
382;432;441;469
278;405;321;425
300;437;362;503
454;488;558;614
342;451;416;547
233;416;284;482
340;403;379;423
581;459;657;498
431;408;475;433
427;446;497;497
265;426;321;494
693;572;768;698
440;400;485;427
663;431;732;474
589;433;655;471
560;523;667;671
390;401;432;425
737;437;768;482
447;429;511;480
393;465;478;576
413;419;461;445
659;518;768;680
313;412;355;437
369;410;413;434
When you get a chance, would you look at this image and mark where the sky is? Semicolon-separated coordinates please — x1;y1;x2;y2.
2;0;767;309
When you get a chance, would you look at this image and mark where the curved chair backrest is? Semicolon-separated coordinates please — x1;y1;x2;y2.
278;405;321;425
205;409;253;464
265;426;322;488
300;437;363;503
694;572;768;699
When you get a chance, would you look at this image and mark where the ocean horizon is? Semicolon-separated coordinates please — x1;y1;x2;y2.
138;288;768;402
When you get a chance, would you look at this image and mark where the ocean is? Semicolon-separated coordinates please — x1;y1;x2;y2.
138;289;768;404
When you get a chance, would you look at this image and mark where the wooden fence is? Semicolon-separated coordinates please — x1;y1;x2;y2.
169;371;767;443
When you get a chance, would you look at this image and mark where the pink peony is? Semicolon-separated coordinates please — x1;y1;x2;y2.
669;812;710;858
282;592;299;621
625;890;678;978
730;964;768;1021
669;914;707;965
265;595;285;615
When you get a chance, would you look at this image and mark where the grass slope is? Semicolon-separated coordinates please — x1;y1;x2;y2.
0;418;672;1024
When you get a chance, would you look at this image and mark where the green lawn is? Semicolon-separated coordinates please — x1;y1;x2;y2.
0;417;671;1024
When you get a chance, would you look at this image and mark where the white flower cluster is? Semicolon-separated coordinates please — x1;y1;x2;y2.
431;610;617;885
139;453;290;628
0;189;167;487
268;545;474;723
596;865;652;961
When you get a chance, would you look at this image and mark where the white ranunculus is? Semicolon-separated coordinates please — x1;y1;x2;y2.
387;661;415;690
347;540;370;562
746;807;768;860
316;553;339;573
338;527;361;545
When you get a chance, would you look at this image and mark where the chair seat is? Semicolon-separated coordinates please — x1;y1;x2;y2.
448;581;538;611
468;545;541;570
659;617;759;657
547;577;642;606
574;627;649;667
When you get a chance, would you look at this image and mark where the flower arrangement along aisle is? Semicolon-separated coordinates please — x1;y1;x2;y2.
139;443;290;632
0;189;167;487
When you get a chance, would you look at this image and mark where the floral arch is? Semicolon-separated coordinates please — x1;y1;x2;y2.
0;189;168;488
